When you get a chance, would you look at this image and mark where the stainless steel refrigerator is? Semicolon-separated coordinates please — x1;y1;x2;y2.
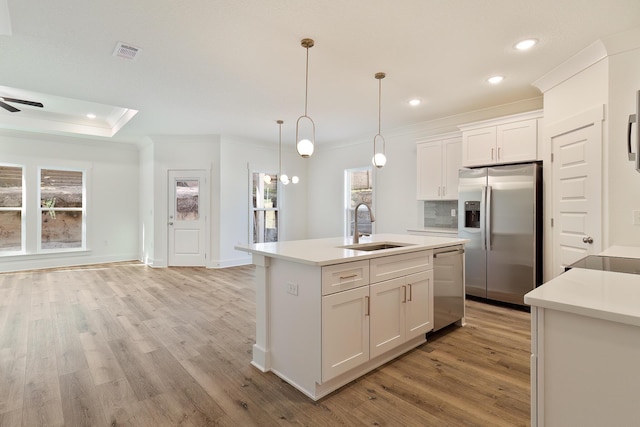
457;162;542;305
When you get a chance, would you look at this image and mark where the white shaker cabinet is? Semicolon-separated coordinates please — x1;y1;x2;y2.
320;250;433;390
321;285;370;382
459;111;542;167
369;270;433;359
416;133;462;200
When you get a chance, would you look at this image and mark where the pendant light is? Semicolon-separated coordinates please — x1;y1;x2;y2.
277;120;299;185
372;72;387;168
296;38;316;158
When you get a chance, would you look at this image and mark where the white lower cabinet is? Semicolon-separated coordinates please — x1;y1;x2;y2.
370;271;433;359
321;251;434;382
321;286;370;382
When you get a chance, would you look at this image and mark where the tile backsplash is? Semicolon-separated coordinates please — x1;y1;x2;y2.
423;200;458;229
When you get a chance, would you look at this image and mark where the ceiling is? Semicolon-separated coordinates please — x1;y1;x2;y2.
1;0;640;146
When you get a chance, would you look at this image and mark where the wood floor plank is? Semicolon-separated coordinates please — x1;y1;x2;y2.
78;331;126;386
59;368;108;426
107;337;166;402
0;262;532;426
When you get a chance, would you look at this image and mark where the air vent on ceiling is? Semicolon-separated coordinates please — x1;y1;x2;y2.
112;41;142;60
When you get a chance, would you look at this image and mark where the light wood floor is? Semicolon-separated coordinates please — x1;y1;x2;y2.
0;262;531;426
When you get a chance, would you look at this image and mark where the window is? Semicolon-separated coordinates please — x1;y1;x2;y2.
39;168;85;250
345;167;373;237
0;166;24;253
251;172;278;243
174;179;199;221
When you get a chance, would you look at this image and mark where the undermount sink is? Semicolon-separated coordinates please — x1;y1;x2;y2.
339;242;416;251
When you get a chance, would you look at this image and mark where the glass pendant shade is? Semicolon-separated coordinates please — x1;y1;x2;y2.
279;174;289;185
297;138;314;158
372;151;387;168
292;176;299;184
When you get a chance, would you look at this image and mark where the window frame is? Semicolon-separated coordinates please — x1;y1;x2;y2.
344;166;375;238
37;167;87;252
250;171;280;244
0;164;26;254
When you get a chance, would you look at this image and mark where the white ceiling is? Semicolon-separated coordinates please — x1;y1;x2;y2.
1;0;640;146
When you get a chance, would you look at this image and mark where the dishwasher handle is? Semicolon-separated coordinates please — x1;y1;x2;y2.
433;248;465;258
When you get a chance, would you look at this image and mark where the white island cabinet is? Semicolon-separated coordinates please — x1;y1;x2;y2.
236;233;466;400
525;263;640;426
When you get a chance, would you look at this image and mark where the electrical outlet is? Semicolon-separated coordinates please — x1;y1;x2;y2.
287;282;298;296
633;210;640;225
451;208;456;217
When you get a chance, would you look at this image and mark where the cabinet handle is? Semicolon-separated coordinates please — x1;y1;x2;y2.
402;285;407;303
442;186;446;196
437;186;441;196
498;147;501;160
339;274;358;280
491;147;494;160
365;296;370;316
407;283;412;302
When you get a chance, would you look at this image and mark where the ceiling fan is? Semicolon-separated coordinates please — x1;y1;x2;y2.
0;96;44;112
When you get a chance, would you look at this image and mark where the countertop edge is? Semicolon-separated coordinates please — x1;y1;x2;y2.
525;268;640;328
235;234;469;266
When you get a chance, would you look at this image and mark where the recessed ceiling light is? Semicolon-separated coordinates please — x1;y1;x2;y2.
515;39;538;51
86;113;96;119
487;76;504;85
409;99;421;106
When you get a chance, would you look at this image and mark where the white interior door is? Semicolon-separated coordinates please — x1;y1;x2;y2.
168;170;208;266
551;117;602;276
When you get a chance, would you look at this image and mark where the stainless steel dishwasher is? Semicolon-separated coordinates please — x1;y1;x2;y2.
432;245;465;332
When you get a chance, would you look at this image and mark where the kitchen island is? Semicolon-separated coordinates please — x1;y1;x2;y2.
236;233;467;400
525;246;640;426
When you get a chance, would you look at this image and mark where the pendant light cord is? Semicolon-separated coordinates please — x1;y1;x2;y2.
377;77;382;135
277;120;283;176
304;45;309;117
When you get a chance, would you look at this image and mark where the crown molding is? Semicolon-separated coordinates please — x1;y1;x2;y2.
532;40;608;94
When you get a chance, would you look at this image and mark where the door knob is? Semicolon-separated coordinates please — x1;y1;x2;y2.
582;236;593;244
168;222;174;226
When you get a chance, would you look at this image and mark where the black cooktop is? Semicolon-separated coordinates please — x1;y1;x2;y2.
565;255;640;275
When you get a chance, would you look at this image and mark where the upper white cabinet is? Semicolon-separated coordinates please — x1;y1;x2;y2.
459;110;542;167
417;133;462;200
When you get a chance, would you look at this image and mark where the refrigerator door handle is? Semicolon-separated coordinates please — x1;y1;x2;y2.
481;186;487;251
486;185;492;251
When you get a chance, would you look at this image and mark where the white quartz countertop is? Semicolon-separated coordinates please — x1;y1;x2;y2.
525;245;640;327
235;233;468;266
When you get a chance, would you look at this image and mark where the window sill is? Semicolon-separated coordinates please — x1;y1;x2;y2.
0;248;92;261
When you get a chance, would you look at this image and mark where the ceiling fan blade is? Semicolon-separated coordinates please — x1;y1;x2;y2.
1;97;44;108
0;100;20;112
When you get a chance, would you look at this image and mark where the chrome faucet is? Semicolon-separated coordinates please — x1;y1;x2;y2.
353;202;375;244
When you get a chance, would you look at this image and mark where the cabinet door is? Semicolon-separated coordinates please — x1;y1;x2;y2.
369;277;405;359
416;142;443;200
405;270;433;339
462;127;496;167
370;250;432;284
496;119;537;163
442;137;462;199
321;286;370;382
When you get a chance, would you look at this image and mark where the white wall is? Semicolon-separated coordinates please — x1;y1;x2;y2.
145;135;220;267
221;135;308;267
139;140;155;265
537;28;640;280
606;44;640;245
539;56;609;281
0;130;139;272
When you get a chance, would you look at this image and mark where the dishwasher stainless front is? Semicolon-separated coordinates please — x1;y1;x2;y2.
432;245;465;332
